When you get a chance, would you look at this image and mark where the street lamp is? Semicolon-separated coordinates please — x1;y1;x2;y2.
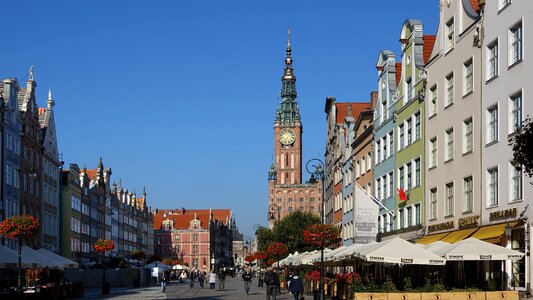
306;158;325;300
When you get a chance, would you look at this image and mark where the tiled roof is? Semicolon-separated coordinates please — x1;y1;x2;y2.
335;102;372;125
85;169;97;180
153;208;231;230
423;35;436;64
395;63;402;86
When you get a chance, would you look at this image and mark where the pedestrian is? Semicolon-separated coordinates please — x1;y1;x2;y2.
242;268;252;295
288;273;304;300
198;271;205;288
189;270;196;288
180;271;187;283
264;267;279;300
160;272;166;293
218;268;227;290
208;270;217;289
258;269;264;287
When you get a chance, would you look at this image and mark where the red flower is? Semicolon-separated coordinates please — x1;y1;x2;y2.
0;215;39;239
244;255;255;263
303;224;340;248
93;239;115;253
266;242;288;258
253;251;268;260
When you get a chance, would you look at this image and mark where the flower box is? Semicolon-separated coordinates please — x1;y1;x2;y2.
485;291;519;300
388;292;422;300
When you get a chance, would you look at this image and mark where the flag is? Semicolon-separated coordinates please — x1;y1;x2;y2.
397;188;408;201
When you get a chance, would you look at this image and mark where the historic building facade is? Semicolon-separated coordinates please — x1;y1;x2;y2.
374;51;401;234
60;159;154;265
481;0;533;290
267;32;322;227
422;0;482;243
383;20;435;241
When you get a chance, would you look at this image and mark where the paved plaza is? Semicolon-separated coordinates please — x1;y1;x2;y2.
83;276;301;300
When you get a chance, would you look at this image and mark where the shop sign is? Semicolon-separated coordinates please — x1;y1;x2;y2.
489;208;517;222
458;215;480;229
428;221;454;233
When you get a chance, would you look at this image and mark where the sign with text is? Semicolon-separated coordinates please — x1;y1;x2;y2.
353;184;379;244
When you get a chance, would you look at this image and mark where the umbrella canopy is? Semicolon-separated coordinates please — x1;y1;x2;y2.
37;248;79;269
300;249;332;265
145;261;172;270
419;241;451;253
0;244;37;268
431;238;525;261
355;237;446;265
322;246;347;262
333;243;373;262
290;251;313;266
172;264;189;270
22;246;63;269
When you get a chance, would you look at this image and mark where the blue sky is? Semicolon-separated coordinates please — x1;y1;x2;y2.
1;1;438;237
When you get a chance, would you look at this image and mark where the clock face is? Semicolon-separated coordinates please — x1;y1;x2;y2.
279;129;296;145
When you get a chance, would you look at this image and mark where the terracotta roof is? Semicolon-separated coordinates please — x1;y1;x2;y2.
470;0;479;13
85;169;97;180
395;63;402;86
153;208;231;230
335;102;372;125
423;35;436;64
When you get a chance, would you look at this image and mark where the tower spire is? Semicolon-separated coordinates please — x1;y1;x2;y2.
277;28;300;123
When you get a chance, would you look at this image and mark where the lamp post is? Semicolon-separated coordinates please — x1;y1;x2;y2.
17;147;38;293
306;158;325;300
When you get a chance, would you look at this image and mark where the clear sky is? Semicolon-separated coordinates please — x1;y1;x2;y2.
1;1;438;238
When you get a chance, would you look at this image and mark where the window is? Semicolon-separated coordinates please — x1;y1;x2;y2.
383;137;388;160
356;161;360;178
445;183;454;217
407;118;412;145
446;18;454;51
415;158;421;186
399;124;405;150
429;85;437;116
389;131;394;156
288;206;293;212
463;59;473;95
407;206;413;227
463;118;473;153
407;78;413;101
376;140;381;164
445;73;454;106
415;112;420;141
510;23;523;65
406;162;412;190
463;176;473;213
399;209;405;229
288;198;293;202
399;166;404;190
445;128;454;161
299;197;304;202
510;163;522;201
389;172;394;197
509;92;522;134
6;163;12;186
487;41;498;79
415;204;421;225
487;106;498;143
429;137;437;168
367;154;371;171
376;178;381;200
488;168;498;206
361;157;366;175
499;0;511;10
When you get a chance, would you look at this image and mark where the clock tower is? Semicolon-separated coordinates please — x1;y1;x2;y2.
267;30;321;228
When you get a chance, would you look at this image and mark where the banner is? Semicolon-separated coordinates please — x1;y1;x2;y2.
353;184;379;244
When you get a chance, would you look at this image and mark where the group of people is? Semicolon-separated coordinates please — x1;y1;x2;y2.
159;266;304;300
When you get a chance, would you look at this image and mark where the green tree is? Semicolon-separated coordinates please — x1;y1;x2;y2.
509;117;533;177
257;211;321;254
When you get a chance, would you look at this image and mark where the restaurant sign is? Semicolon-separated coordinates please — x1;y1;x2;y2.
458;215;480;229
489;208;517;222
428;221;454;233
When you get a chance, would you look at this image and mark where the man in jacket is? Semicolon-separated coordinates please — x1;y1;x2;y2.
242;267;253;295
288;274;304;300
264;267;279;300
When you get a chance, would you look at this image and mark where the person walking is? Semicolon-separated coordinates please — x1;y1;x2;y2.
160;272;167;293
180;271;187;283
218;268;227;290
264;267;279;300
288;273;304;300
189;270;196;288
198;271;205;288
242;268;253;295
258;270;264;287
208;270;217;289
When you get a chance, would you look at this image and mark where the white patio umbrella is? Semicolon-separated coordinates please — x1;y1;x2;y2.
22;246;62;269
419;241;451;253
300;249;332;266
321;246;347;262
37;248;79;269
354;237;446;265
432;238;525;261
0;244;40;268
333;243;374;262
290;251;314;266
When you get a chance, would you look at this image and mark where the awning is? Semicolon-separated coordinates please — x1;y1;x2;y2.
440;228;478;243
416;232;451;245
470;222;518;244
